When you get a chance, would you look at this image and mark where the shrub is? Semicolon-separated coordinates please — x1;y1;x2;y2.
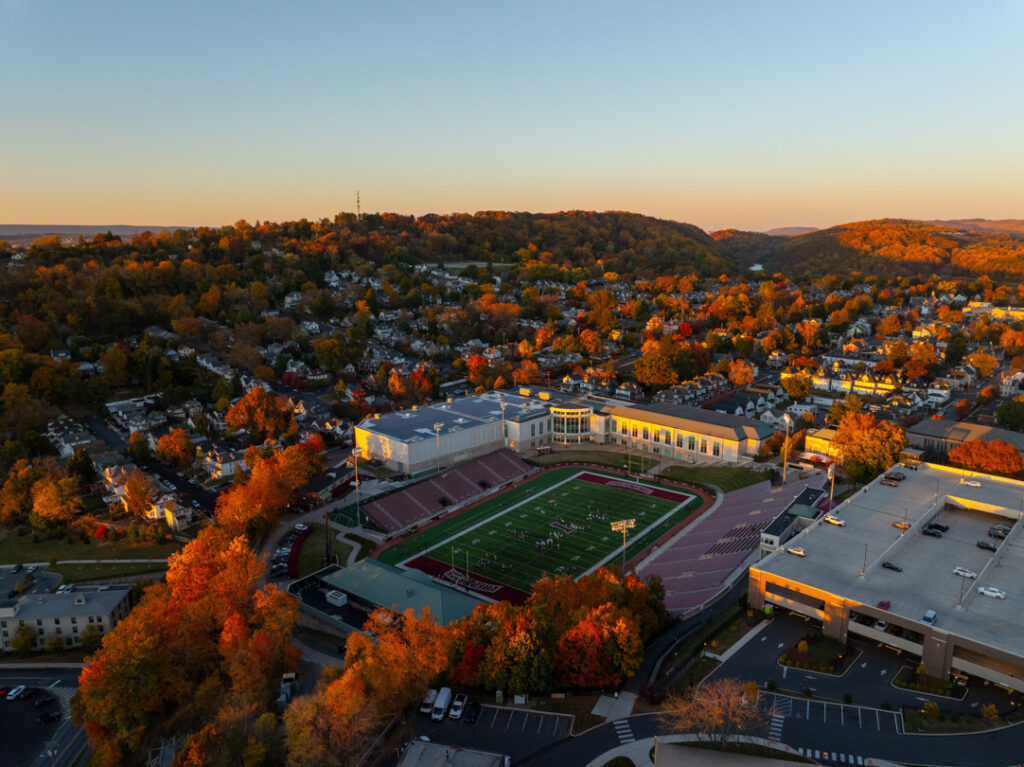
95;524;109;540
922;702;940;719
797;640;810;654
766;679;778;691
802;687;813;698
982;704;998;720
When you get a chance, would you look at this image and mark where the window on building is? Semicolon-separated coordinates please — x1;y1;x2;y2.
688;435;696;451
713;442;721;457
632;426;638;437
531;424;535;437
36;619;42;626
642;428;649;440
676;433;683;448
700;438;708;454
71;617;77;624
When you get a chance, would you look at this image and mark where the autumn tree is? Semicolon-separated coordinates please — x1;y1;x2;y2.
215;437;323;539
225;387;295;441
74;527;298;766
831;411;906;483
0;459;44;526
284;607;451;767
727;359;754;387
659;678;767;750
123;470;156;519
948;440;1024;476
128;430;150;461
30;476;82;529
156;428;195;470
966;352;1000;379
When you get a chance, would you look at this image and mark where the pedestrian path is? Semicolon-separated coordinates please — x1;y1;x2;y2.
612;719;635;744
767;710;784;741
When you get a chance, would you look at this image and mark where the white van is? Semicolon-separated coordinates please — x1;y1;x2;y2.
922;609;937;625
431;687;452;721
6;685;26;701
419;688;438;714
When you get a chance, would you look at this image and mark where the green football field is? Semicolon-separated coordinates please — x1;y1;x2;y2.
376;468;703;601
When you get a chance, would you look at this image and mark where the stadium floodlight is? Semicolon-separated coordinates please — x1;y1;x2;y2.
611;518;636;571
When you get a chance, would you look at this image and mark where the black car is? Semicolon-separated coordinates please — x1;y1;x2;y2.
37;710;60;724
922;528;943;538
34;696;55;708
988;527;1009;539
978;540;999;551
881;562;903;572
884;473;905;482
927;523;949;533
463;701;480;724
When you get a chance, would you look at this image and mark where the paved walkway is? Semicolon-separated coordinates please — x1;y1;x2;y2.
591;691;637;721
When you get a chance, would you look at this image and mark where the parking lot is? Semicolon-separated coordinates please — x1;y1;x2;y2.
411;704;571;763
0;686;66;767
0;565;61;599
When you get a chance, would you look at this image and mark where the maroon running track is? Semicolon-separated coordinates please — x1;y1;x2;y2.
404;554;532;604
575;471;696;503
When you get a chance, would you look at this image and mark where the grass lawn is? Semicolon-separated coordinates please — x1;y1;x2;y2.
528;450;659;472
660;464;767;493
377;469;701;596
296;523;353;576
343;533;376;561
52;562;167;583
0;533;183;566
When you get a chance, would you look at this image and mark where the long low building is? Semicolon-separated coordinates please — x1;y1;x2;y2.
0;584;132;653
749;463;1024;691
355;388;774;475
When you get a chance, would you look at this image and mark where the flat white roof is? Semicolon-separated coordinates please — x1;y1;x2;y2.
754;463;1024;657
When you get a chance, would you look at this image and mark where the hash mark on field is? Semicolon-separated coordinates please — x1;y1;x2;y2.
489;530;496;535
472;539;480;544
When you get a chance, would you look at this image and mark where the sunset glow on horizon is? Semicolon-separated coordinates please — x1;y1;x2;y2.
1;0;1021;232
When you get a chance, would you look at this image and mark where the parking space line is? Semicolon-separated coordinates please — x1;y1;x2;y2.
491;708;500;726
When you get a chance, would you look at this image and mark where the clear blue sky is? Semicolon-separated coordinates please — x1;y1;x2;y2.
1;0;1021;231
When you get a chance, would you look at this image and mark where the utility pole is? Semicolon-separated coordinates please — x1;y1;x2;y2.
861;543;868;577
828;462;836;510
356;190;361;219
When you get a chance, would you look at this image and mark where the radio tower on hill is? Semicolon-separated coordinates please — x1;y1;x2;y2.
356;191;361;219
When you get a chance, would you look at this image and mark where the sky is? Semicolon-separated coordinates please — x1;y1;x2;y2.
1;0;1022;232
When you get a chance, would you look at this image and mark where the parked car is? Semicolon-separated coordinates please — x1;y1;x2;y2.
952;567;977;579
823;515;846;527
11;563;22;574
34;696;55;708
880;479;899;487
26;565;37;573
927;523;949;532
893;521;911;530
449;692;468;719
877;599;891;610
7;685;26;701
963;480;982;488
786;546;806;557
463;701;480;724
881;562;903;572
884;472;906;481
978;540;999;552
922;528;942;538
0;686;8;697
37;710;60;724
977;586;1006;599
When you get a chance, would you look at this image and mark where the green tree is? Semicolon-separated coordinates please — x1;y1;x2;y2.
11;622;37;656
996;397;1024;430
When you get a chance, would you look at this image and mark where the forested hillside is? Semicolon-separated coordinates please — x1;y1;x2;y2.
715;219;1024;278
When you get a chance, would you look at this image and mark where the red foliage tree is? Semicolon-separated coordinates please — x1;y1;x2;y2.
948;439;1024;476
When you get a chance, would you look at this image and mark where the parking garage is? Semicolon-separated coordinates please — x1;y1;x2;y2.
749;463;1024;691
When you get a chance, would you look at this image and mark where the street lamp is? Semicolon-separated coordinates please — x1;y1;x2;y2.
499;401;507;449
781;413;792;485
611;518;636;571
433;422;443;476
827;462;836;510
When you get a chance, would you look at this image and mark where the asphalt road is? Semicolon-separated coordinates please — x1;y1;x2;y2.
0;670;86;767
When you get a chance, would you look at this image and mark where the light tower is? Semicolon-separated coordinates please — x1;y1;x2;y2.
781;413;793;484
433;422;443;476
611;518;636;571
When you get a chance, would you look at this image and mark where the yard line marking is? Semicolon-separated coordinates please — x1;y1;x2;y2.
48;681;61;688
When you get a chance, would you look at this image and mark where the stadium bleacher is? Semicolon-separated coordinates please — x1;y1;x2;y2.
638;476;824;615
362;449;532;536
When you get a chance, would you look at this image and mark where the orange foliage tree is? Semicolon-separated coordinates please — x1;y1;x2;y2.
948;439;1023;476
215;437;323;539
156;427;194;470
225;387;295;441
73;527;298;766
